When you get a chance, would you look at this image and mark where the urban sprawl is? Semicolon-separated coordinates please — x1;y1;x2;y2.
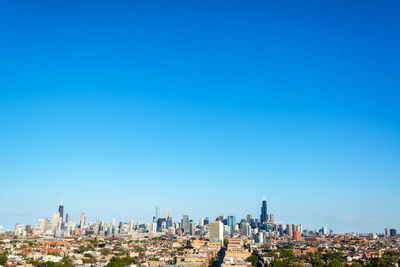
0;200;399;267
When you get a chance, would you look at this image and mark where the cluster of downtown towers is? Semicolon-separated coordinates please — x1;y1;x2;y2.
12;199;308;239
43;200;279;235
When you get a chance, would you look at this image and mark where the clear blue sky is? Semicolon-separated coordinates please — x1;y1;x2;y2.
0;0;399;233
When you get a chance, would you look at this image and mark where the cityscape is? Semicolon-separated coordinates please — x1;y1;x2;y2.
0;199;399;266
1;0;400;266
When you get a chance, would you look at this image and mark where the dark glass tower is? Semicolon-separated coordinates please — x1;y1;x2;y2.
260;199;268;224
58;204;64;222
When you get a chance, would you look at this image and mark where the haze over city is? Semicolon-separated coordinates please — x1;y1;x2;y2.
1;0;399;235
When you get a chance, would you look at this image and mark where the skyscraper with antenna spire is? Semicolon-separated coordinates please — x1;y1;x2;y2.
58;203;64;223
260;197;268;225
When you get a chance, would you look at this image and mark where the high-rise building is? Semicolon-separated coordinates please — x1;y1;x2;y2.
65;213;71;223
260;199;268;224
243;222;251;236
165;209;170;218
227;216;236;234
293;230;302;241
58;204;64;222
286;224;292;237
385;228;390;236
269;214;274;223
166;216;173;228
209;221;223;242
80;213;86;229
190;222;195;236
182;215;190;233
246;214;252;222
51;212;60;231
199;217;204;227
153;206;160;223
129;219;133;231
390;229;397;236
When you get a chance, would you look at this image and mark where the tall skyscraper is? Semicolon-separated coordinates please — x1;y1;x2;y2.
246;214;252;222
209;221;223;242
51;212;60;231
80;213;86;229
165;209;170;218
260;198;268;224
58;204;64;222
65;213;71;223
227;216;236;234
182;215;190;233
199;217;204;227
154;206;160;223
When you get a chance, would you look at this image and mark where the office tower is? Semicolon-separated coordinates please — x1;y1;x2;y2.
270;214;274;223
182;215;190;233
243;222;251;236
151;222;157;233
155;206;160;222
278;224;285;236
51;212;60;230
157;218;166;232
165;209;170;218
260;199;268;224
204;217;210;225
199;217;204;227
390;228;397;237
80;213;86;229
58;204;64;222
286;224;292;237
293;230;302;241
298;224;303;233
227;216;236;234
37;219;45;231
65;213;71;223
385;228;390;236
246;214;252;222
321;226;328;235
129;219;133;231
190;222;195;236
166;216;173;228
291;224;296;238
210;221;223;242
44;218;49;229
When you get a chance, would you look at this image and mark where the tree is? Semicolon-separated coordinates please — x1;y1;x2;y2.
101;248;112;255
0;252;8;265
209;257;216;266
106;256;137;267
60;256;74;267
246;255;258;266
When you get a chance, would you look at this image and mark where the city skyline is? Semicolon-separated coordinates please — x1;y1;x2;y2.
1;0;400;235
1;198;397;235
2;199;330;236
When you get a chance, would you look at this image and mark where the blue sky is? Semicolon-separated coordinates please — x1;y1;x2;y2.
0;0;399;233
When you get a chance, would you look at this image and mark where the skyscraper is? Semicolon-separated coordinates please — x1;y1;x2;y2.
65;213;71;223
80;213;86;229
51;212;60;231
260;198;268;224
165;209;170;218
182;215;190;233
154;206;160;223
209;221;223;242
58;204;64;222
227;216;236;234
